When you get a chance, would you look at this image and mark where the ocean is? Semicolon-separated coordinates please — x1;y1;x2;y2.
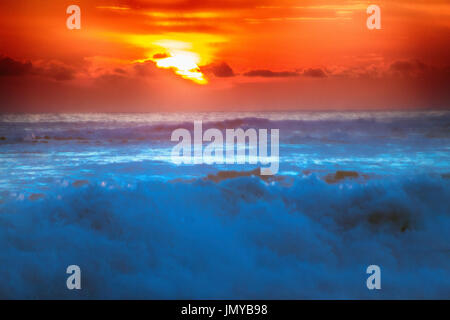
0;111;449;298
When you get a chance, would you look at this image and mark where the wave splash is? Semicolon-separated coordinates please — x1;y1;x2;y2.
0;174;449;299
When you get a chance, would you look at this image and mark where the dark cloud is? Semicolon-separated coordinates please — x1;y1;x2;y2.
134;61;159;77
0;56;33;76
153;53;170;60
389;60;427;76
202;62;235;77
302;68;327;78
244;69;299;78
35;62;77;81
388;60;450;83
0;56;76;81
95;73;128;84
326;61;449;81
328;64;383;79
114;68;127;74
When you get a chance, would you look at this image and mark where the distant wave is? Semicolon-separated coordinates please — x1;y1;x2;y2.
0;111;449;144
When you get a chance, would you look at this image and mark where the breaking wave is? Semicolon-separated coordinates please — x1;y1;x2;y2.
1;111;449;144
0;174;449;299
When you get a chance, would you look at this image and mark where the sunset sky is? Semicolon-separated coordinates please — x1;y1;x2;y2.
0;0;449;112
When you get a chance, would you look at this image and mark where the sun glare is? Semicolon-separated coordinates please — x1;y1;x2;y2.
153;49;207;85
123;33;226;85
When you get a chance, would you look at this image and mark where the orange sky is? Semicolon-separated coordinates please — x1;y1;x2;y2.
0;0;449;111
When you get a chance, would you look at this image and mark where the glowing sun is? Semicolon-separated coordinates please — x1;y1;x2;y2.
154;50;207;85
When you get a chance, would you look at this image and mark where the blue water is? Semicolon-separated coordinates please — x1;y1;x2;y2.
0;111;449;298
